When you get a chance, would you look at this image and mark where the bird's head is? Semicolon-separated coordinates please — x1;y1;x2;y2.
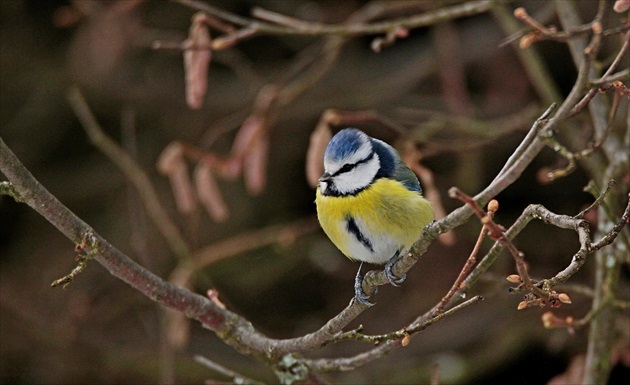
319;128;394;196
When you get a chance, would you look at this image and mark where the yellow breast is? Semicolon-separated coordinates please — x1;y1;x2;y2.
315;178;433;264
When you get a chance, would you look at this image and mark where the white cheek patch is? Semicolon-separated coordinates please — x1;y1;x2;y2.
333;154;380;194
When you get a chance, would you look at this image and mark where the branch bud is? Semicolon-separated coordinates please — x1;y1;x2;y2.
401;333;411;347
207;289;226;309
487;199;499;213
506;274;522;283
558;293;572;304
513;7;527;20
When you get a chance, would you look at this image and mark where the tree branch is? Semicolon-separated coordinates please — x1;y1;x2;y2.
194;355;266;385
173;0;493;37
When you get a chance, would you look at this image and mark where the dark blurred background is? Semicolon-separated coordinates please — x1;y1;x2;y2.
1;0;628;384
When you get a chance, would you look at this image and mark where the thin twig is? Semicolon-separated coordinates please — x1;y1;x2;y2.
575;180;616;219
307;296;483;371
590;68;629;86
572;298;611;328
539;193;630;288
173;0;493;37
166;217;321;289
491;103;556;183
251;6;312;28
66;86;192;262
492;3;562;105
546;91;621;181
50;231;99;288
194;217;319;267
449;188;547;298
459;202;593;296
434;203;494;314
590;193;630;251
332;295;483;345
510;6;629;45
194;355;265;385
589;31;630;86
556;0;622;164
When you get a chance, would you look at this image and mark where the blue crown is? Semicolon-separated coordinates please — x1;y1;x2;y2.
324;128;368;162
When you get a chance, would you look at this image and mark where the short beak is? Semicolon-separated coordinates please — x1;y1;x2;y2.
318;172;331;192
319;172;331;183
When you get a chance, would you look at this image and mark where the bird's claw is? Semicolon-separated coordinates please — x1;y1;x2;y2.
354;261;375;306
354;287;375;307
384;253;406;287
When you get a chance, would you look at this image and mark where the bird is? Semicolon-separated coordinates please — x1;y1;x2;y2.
315;128;434;306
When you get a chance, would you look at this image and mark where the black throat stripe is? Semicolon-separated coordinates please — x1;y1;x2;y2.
346;217;374;252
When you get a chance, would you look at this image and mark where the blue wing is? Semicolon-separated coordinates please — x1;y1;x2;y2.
371;138;422;194
394;157;422;194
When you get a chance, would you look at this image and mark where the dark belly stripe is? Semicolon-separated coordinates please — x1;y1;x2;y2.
346;217;374;252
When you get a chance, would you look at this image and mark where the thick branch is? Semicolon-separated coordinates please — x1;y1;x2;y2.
0;137;244;325
0;137;285;362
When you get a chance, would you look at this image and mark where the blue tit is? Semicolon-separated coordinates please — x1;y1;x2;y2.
315;128;434;306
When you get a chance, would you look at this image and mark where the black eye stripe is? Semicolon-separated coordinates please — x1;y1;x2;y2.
331;151;375;177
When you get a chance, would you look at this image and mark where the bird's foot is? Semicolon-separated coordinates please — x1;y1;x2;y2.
384;253;406;287
354;261;375;306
